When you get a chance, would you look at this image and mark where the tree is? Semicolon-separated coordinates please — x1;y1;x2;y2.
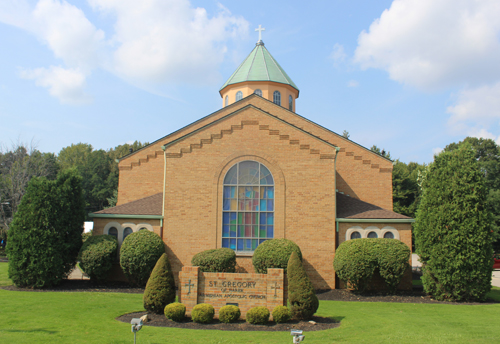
342;130;350;139
0;141;59;239
392;160;426;218
143;253;176;314
414;144;492;301
7;169;85;288
287;251;318;319
370;145;392;160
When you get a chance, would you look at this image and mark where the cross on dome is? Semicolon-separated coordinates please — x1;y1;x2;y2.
255;25;265;43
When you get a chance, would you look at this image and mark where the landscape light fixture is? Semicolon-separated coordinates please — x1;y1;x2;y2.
130;318;143;344
291;329;305;343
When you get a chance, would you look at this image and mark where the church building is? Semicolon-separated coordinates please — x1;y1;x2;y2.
90;32;413;290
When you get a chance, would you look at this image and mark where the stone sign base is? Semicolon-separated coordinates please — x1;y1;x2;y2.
180;266;285;319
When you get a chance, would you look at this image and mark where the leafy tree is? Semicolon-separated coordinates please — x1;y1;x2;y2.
342;130;350;139
370;145;392;160
392;160;426;218
414;144;492;301
0;142;59;239
7;169;85;287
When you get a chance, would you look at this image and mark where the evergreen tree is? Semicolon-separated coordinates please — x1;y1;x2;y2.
287;251;318;319
143;253;176;314
7;169;85;288
414;144;492;301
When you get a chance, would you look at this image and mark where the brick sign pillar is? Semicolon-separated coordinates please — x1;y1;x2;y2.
179;266;285;318
180;266;199;315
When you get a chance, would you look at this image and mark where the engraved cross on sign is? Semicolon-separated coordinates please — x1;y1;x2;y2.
255;25;265;42
270;282;280;297
185;279;195;295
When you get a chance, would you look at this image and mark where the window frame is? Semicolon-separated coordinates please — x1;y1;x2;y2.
235;91;243;102
273;91;281;106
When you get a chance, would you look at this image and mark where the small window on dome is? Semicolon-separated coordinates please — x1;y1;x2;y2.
236;91;243;102
367;231;378;238
225;95;228;107
288;95;293;111
384;232;395;239
350;231;361;239
254;89;262;96
273;91;281;106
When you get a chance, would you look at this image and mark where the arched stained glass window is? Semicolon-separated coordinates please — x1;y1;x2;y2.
225;95;228;107
289;95;293;111
254;89;262;96
222;161;274;252
273;91;281;106
236;91;243;101
123;227;133;240
108;227;118;240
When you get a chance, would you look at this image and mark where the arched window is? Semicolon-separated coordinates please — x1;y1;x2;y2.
236;91;243;102
350;231;361;239
384;232;394;239
108;227;118;240
222;161;274;252
273;91;281;106
225;95;228;107
123;227;133;240
367;231;378;238
288;95;293;111
254;89;262;96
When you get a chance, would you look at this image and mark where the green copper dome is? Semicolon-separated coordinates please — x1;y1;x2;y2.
220;42;299;92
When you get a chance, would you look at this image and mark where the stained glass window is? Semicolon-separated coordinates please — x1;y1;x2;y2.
289;95;293;111
123;227;133;240
222;161;274;252
108;227;118;239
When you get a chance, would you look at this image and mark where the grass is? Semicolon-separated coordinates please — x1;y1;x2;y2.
2;262;500;343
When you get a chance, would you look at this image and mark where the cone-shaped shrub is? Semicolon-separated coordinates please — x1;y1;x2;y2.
287;251;318;320
252;238;302;274
78;235;117;281
143;253;176;314
120;230;165;286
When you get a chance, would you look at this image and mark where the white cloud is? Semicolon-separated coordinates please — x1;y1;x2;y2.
432;147;443;156
347;80;359;88
20;66;92;105
330;43;346;67
0;0;248;102
354;0;500;90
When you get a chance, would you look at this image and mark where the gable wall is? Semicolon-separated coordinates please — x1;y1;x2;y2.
163;108;337;289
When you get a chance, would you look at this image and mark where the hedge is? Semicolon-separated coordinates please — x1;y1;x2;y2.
143;253;176;314
246;306;270;325
164;303;186;322
78;235;117;281
191;304;215;324
288;251;318;320
252;239;302;274
119;230;165;286
218;305;241;323
333;238;410;293
191;248;236;273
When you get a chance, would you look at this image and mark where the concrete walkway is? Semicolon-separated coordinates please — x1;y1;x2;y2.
68;266;89;280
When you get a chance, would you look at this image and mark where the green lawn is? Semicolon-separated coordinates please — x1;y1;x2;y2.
1;262;500;343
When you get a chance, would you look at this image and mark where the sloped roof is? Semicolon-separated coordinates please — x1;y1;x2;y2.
337;193;411;220
94;193;162;216
220;41;299;92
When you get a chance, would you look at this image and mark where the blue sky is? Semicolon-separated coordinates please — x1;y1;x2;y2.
1;0;500;164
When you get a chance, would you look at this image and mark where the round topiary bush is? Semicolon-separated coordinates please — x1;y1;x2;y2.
191;303;215;324
143;253;176;314
164;302;186;322
272;306;292;323
119;230;165;286
252;239;302;274
246;306;270;325
191;248;236;273
218;305;241;323
78;235;118;281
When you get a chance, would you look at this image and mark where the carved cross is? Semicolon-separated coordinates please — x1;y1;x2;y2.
270;282;280;297
255;25;265;42
185;279;195;295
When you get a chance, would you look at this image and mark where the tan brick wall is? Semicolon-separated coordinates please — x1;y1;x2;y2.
180;266;285;319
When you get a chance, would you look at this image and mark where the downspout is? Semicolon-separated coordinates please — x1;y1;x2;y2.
161;146;167;239
334;147;340;235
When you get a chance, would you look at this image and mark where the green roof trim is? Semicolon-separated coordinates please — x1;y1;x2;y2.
220;42;299;92
89;214;164;220
337;218;415;223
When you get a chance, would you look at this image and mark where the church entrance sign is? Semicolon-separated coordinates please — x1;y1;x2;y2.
180;266;285;318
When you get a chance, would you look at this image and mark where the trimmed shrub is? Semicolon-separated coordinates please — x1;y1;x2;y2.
288;251;319;320
218;305;241;323
191;303;215;324
272;306;292;323
78;235;117;281
333;238;410;293
7;169;85;288
191;248;236;273
246;306;270;325
164;302;186;322
143;253;176;314
252;239;302;274
120;230;165;286
415;144;493;301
